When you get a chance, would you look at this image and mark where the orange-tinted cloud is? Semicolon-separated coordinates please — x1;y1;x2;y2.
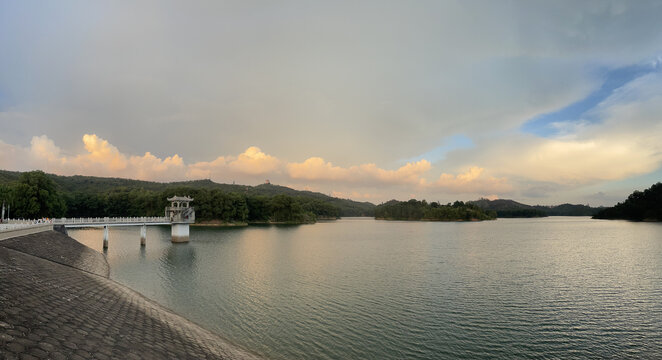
484;137;662;185
14;134;186;181
427;167;512;194
287;157;431;185
186;146;280;180
0;133;515;201
331;191;381;200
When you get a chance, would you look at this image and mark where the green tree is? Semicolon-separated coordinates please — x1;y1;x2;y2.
594;182;662;221
12;171;66;218
0;184;13;219
247;195;270;221
375;198;495;221
269;194;313;223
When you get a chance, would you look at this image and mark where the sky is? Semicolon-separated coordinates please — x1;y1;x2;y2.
1;1;662;206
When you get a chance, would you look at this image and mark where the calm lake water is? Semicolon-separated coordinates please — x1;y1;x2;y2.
68;217;662;359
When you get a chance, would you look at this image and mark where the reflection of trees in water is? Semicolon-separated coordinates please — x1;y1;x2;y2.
162;244;197;273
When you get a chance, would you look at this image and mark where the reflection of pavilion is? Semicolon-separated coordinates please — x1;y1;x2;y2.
164;244;197;270
165;196;195;243
160;244;198;308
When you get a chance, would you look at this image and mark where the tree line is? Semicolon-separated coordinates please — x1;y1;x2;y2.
593;182;662;221
0;171;340;224
375;199;496;221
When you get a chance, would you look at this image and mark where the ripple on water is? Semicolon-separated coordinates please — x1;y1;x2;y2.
68;218;662;359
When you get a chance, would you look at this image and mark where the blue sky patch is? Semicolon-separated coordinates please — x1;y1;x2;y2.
402;134;474;164
521;62;660;137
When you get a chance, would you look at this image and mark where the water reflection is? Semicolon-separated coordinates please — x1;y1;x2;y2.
68;219;662;360
162;243;197;270
159;244;198;303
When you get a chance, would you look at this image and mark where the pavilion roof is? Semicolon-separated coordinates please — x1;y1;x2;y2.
167;195;194;202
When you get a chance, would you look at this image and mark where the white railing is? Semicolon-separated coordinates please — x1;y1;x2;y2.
53;217;170;225
0;218;53;230
0;220;54;239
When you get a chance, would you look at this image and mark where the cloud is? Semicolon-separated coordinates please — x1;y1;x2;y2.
480;71;662;186
2;1;662;207
230;146;281;175
491;137;658;185
331;191;381;200
79;134;128;171
286;158;431;185
429;167;512;194
1;134;186;181
0;133;520;203
4;1;662;168
30;135;63;163
186;146;280;181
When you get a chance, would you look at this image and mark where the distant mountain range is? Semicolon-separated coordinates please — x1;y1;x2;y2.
469;198;603;217
0;170;376;217
0;169;610;219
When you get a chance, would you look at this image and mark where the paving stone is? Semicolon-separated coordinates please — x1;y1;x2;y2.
36;342;54;352
62;341;78;350
49;352;67;360
2;353;19;360
28;347;48;359
6;342;25;353
74;349;91;358
93;352;109;360
0;232;261;359
5;330;22;337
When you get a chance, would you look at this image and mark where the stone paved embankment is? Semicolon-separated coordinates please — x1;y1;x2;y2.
0;231;109;277
0;231;261;360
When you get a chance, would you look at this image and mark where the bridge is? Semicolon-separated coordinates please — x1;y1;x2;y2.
53;216;171;227
1;196;195;248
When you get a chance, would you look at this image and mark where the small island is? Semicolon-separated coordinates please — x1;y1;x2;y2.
593;182;662;221
375;199;496;221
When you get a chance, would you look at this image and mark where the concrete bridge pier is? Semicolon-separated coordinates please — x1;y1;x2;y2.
103;225;109;249
171;223;189;243
140;224;146;246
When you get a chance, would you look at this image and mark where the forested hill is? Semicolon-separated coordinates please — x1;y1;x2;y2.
593;182;662;221
469;198;602;217
375;199;496;221
0;170;375;218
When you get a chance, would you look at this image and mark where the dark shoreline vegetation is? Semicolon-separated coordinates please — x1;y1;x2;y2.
593;182;662;221
3;169;655;224
469;199;603;218
375;199;496;221
0;170;374;225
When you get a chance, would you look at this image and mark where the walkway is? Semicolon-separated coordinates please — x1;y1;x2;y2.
0;231;261;360
53;217;170;227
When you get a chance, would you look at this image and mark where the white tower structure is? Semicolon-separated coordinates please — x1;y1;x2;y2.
165;196;195;243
